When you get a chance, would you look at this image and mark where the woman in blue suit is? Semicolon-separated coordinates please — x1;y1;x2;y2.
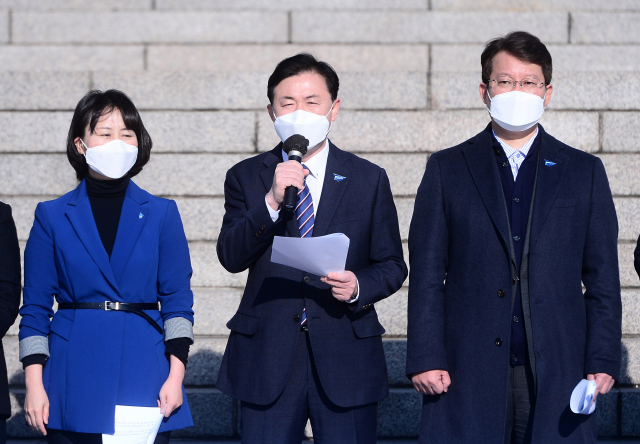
19;90;194;443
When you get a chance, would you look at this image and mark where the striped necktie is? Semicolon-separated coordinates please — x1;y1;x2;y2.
297;165;314;327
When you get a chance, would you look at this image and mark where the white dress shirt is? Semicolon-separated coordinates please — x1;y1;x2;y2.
493;128;538;180
264;139;359;302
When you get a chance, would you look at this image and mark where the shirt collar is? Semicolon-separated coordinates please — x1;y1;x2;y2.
281;139;331;178
492;128;538;160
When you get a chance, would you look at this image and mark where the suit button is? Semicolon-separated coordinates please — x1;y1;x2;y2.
497;290;505;298
512;278;517;285
495;338;503;346
511;355;518;362
513;197;520;203
303;276;311;284
293;315;301;322
513;235;520;242
502;162;508;168
513;316;519;323
253;234;259;240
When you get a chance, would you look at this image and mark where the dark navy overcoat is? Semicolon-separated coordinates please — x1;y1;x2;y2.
19;180;194;434
407;125;622;443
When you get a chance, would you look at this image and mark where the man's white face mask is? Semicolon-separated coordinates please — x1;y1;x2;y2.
272;102;335;149
486;90;546;133
82;139;138;179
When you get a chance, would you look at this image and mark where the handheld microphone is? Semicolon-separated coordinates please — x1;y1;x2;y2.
282;134;309;211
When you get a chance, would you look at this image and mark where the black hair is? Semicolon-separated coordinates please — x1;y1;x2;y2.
267;53;339;104
66;89;152;181
481;31;553;85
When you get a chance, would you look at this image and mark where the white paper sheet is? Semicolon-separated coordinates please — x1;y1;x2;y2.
102;405;164;444
270;233;350;276
570;379;597;415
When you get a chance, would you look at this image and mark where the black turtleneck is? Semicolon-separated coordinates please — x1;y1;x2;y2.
85;174;130;258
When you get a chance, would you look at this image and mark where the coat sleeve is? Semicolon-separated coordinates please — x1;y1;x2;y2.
157;200;194;341
581;158;622;380
216;167;282;274
406;154;449;376
351;168;408;312
19;203;57;359
634;234;640;280
0;204;21;339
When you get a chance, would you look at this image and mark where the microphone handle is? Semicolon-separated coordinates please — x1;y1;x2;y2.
283;153;303;211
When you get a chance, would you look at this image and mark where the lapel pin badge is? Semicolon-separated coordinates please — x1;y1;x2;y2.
139;212;144;219
544;159;556;167
333;173;346;182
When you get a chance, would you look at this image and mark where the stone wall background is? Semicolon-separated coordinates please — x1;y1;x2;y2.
0;0;638;439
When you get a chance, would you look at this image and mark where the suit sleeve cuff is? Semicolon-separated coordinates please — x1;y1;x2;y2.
19;336;49;361
164;317;194;342
265;195;280;222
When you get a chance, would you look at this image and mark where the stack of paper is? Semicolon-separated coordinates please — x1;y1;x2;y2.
102;405;164;444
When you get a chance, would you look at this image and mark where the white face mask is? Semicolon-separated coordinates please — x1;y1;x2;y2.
273;102;335;149
82;139;138;179
486;90;546;133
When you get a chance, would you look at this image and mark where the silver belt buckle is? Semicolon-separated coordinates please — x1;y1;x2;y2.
104;301;120;311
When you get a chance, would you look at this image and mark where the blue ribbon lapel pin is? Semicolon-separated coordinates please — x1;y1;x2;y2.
544;159;556;167
333;173;346;182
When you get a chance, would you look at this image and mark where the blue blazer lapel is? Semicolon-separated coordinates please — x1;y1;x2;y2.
65;180;120;294
313;142;352;237
260;145;299;237
109;181;150;285
529;125;569;249
462;128;511;252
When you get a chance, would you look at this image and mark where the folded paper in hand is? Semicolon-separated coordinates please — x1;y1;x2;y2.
102;405;164;444
570;379;597;415
271;233;350;276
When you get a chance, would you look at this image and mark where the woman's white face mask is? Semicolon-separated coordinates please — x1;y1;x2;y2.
486;90;546;133
272;102;335;149
82;138;138;179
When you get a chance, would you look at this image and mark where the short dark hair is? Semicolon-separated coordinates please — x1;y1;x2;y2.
481;31;553;85
66;89;152;181
267;53;339;104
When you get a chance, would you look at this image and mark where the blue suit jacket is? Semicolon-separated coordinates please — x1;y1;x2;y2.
216;142;407;407
407;125;622;443
19;180;194;434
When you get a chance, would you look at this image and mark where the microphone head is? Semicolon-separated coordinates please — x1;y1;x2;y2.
283;134;309;156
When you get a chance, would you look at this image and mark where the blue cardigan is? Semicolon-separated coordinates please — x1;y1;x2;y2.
19;180;194;434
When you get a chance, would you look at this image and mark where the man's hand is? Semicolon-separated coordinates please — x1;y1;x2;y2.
587;373;615;402
266;161;309;211
321;271;358;301
411;369;451;395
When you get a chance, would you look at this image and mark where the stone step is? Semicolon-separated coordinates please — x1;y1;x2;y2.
4;387;640;439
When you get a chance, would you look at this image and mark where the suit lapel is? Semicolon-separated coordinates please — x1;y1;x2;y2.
313;142;352;237
65;181;120;294
109;181;149;285
260;145;299;237
462;129;511;251
529;126;569;249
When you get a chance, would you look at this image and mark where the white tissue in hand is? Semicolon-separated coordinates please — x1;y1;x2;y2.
570;379;597;415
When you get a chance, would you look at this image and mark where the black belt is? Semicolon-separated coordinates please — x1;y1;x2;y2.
57;302;163;334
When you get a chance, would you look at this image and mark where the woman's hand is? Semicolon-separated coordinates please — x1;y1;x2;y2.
24;364;49;435
157;355;185;418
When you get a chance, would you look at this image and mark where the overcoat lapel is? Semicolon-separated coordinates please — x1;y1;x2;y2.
462;130;511;252
528;127;569;249
65;180;120;295
313;143;352;237
260;145;299;238
109;181;149;285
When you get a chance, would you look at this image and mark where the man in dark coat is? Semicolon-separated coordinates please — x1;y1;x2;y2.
407;32;621;444
216;53;407;443
0;201;21;441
